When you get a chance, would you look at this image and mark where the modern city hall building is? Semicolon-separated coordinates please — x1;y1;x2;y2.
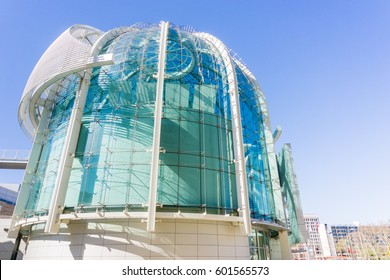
9;22;306;260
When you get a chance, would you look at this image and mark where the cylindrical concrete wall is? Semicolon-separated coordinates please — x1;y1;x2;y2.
23;219;250;260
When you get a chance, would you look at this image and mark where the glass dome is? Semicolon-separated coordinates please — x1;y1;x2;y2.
19;23;283;225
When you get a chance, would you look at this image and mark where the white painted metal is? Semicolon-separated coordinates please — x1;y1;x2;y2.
234;57;285;224
44;74;91;233
44;37;116;233
19;25;103;136
19;27;133;137
7;99;53;238
196;33;251;235
18;25;129;138
86;53;114;67
19;55;114;137
147;21;170;232
22;25;102;100
14;25;131;234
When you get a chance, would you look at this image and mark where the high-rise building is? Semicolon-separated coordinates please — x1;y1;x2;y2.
318;223;337;258
303;214;323;259
290;216;338;260
331;225;359;244
9;22;305;260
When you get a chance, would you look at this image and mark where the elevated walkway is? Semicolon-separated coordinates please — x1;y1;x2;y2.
0;150;29;170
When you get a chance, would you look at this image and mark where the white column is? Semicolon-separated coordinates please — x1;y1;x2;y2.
43;42;114;233
229;79;252;235
8;98;53;238
279;230;293;260
147;21;169;232
197;33;251;235
44;73;91;233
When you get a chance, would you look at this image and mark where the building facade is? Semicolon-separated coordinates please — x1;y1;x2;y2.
0;184;19;216
331;224;360;259
0;184;26;260
291;214;325;260
331;225;358;244
10;22;305;260
318;223;337;258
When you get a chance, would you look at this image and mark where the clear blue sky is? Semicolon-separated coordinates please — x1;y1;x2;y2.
1;0;389;225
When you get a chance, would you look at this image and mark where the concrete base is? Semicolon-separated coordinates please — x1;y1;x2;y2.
269;237;282;260
23;218;250;260
269;230;292;260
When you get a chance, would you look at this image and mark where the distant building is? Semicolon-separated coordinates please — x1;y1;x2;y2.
331;225;358;244
318;223;337;258
331;225;359;258
304;214;323;259
291;215;337;260
0;184;19;216
290;244;308;260
0;184;25;260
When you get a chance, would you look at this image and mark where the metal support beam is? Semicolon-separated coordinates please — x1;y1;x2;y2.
44;73;91;233
8;99;52;238
228;71;252;235
43;46;114;233
0;161;27;170
197;33;251;235
20;54;114;137
147;21;169;232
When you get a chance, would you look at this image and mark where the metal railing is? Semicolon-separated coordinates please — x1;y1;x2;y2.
0;149;30;162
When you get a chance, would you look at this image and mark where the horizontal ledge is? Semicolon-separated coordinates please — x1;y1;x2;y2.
251;220;290;232
13;211;244;229
0;161;28;170
13;211;289;233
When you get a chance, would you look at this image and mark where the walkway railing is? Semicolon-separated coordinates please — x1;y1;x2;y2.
0;149;30;161
0;149;30;169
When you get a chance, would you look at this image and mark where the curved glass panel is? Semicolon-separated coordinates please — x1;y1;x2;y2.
235;64;276;222
62;25;238;215
157;26;237;214
65;27;160;210
23;75;79;216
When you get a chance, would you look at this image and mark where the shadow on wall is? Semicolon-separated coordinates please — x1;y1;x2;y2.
0;240;24;260
65;221;159;260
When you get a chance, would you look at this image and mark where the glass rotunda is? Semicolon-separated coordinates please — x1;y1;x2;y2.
11;22;305;260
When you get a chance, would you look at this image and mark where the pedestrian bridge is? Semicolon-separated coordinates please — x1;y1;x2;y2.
0;150;29;170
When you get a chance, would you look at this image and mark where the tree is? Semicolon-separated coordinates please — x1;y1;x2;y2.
336;225;390;260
